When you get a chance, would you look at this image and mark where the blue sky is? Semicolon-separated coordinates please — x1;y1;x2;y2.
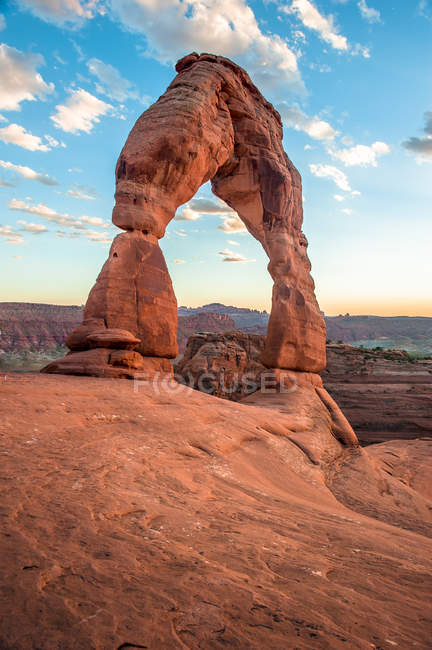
0;0;431;315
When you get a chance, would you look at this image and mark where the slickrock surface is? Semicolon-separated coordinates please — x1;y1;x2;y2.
175;332;432;444
52;52;325;377
1;373;431;649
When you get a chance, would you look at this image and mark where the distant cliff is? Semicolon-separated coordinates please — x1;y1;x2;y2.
177;312;236;353
0;303;236;367
325;314;432;354
1;302;431;360
0;303;84;353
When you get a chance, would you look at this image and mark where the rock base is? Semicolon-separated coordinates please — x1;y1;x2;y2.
41;348;173;379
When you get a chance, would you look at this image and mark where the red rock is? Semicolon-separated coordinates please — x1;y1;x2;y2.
115;53;325;371
175;330;266;399
53;52;325;378
177;311;237;353
109;349;145;369
175;330;358;446
1;373;431;648
86;329;141;350
65;318;106;351
84;231;178;358
322;343;432;444
42;347;173;379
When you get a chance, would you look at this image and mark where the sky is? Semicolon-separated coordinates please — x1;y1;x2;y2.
0;0;431;316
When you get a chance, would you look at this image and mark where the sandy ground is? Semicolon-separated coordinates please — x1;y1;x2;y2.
0;372;431;649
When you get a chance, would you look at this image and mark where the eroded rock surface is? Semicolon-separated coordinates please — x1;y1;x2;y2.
0;373;431;649
175;332;432;445
44;52;325;378
175;330;266;399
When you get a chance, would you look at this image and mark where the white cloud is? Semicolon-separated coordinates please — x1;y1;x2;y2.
175;196;235;221
8;198;106;229
44;134;65;148
0;14;5;30
16;0;104;26
0;160;58;185
277;102;337;140
66;184;97;200
341;208;353;215
173;259;186;264
81;230;113;243
309;163;352;191
285;0;348;50
351;43;371;58
218;248;255;263
55;228;112;244
175;229;187;237
333;194;345;201
0;224;25;245
175;207;202;221
228;239;240;246
329;141;390;167
81;215;106;226
51;88;112;134
0;44;54;111
0;123;50;151
17;219;47;233
111;0;304;93
87;58;137;102
218;213;247;233
284;1;370;58
357;0;381;23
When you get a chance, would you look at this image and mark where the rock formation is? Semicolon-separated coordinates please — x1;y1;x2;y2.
42;51;325;379
177;311;237;353
175;330;267;400
175;332;432;444
175;331;357;447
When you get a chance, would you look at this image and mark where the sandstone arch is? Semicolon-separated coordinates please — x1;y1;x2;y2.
43;52;326;378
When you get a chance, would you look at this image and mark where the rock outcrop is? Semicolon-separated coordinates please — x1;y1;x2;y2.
175;330;266;399
175;332;432;445
43;52;325;379
175;331;357;447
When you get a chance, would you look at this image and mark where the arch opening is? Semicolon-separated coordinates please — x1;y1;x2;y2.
160;183;272;320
